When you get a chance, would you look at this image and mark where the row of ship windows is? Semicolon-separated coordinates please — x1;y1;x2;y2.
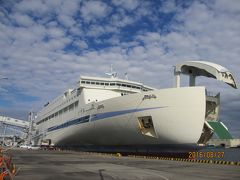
81;81;149;91
44;93;79;108
61;94;79;106
37;101;79;125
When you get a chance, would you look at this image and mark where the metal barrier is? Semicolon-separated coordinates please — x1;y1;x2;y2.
0;147;17;180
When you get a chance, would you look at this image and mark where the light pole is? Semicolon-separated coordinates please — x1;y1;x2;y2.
0;76;8;145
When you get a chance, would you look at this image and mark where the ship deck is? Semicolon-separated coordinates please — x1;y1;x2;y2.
9;149;240;180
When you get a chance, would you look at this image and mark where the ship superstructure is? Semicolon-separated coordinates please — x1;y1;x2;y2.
33;61;237;149
35;76;155;145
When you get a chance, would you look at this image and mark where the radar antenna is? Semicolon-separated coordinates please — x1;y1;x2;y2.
105;64;117;78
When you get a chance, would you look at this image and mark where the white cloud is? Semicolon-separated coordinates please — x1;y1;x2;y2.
12;13;35;27
136;32;161;44
80;1;111;22
110;13;135;27
47;27;65;38
45;0;80;16
15;0;49;16
73;40;88;49
58;15;76;27
112;0;139;11
87;25;105;37
0;0;239;136
43;0;63;7
214;0;240;13
170;1;240;76
159;0;177;13
104;35;120;45
162;32;198;56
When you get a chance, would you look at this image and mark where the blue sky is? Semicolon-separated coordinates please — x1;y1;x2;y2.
0;0;239;137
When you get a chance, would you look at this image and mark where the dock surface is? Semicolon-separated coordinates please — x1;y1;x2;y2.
9;149;240;180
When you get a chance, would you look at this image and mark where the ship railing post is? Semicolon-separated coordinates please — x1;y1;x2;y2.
189;74;196;86
174;67;181;88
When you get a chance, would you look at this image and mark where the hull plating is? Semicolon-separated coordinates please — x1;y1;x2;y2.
37;87;206;147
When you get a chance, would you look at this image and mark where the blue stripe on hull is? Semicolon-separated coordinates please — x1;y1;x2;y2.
47;106;165;132
91;107;164;121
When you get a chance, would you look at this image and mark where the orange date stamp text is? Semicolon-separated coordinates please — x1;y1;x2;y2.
188;151;224;159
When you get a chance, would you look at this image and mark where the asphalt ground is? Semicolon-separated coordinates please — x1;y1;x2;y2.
7;149;240;180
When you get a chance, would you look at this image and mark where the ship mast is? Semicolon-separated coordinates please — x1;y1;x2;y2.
105;64;117;79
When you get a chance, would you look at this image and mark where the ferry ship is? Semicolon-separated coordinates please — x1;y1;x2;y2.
33;61;237;151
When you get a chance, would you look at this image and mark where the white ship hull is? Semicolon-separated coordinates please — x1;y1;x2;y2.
33;61;237;151
38;87;206;147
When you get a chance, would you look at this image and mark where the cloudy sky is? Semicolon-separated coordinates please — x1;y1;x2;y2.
0;0;239;137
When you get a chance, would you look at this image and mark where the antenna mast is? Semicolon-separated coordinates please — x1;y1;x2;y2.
105;64;117;78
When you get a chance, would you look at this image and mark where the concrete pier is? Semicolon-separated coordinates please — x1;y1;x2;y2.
10;149;240;180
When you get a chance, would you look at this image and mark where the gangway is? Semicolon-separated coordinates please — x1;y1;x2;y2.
0;116;29;129
0;116;29;145
207;121;233;139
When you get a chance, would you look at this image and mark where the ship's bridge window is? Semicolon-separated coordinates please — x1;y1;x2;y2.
110;83;115;86
81;81;86;84
122;84;126;87
86;81;90;84
91;81;95;84
105;83;109;86
136;86;140;89
127;85;131;88
117;83;121;86
100;82;104;85
96;82;100;85
54;112;58;117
